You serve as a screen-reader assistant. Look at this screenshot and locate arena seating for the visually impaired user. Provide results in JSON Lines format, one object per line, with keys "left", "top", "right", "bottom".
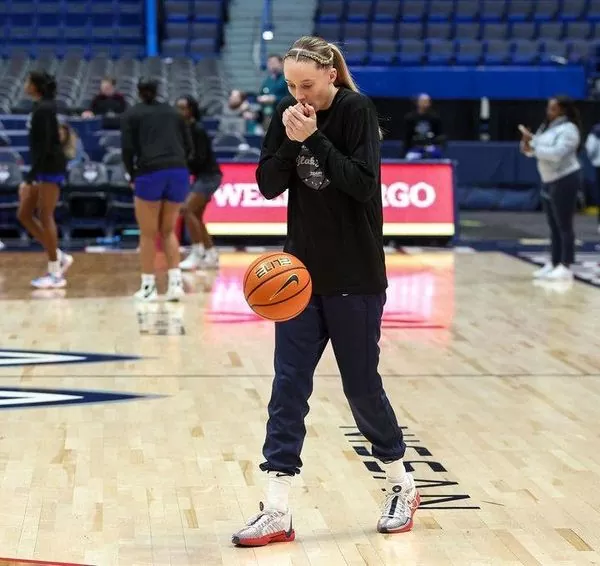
{"left": 314, "top": 0, "right": 600, "bottom": 65}
{"left": 162, "top": 0, "right": 229, "bottom": 58}
{"left": 0, "top": 0, "right": 145, "bottom": 58}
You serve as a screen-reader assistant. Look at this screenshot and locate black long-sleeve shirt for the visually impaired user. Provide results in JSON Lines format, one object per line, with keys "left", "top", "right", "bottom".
{"left": 26, "top": 99, "right": 66, "bottom": 183}
{"left": 120, "top": 101, "right": 193, "bottom": 180}
{"left": 256, "top": 88, "right": 387, "bottom": 295}
{"left": 188, "top": 122, "right": 221, "bottom": 177}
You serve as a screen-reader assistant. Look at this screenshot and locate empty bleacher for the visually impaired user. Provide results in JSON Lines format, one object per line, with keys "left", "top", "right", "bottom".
{"left": 161, "top": 0, "right": 229, "bottom": 58}
{"left": 314, "top": 0, "right": 600, "bottom": 66}
{"left": 0, "top": 0, "right": 145, "bottom": 59}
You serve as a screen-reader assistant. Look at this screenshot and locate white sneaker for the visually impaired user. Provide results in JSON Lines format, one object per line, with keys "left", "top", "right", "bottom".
{"left": 165, "top": 282, "right": 185, "bottom": 302}
{"left": 179, "top": 249, "right": 202, "bottom": 271}
{"left": 232, "top": 502, "right": 295, "bottom": 547}
{"left": 0, "top": 240, "right": 5, "bottom": 251}
{"left": 545, "top": 264, "right": 574, "bottom": 281}
{"left": 199, "top": 248, "right": 219, "bottom": 270}
{"left": 59, "top": 252, "right": 74, "bottom": 275}
{"left": 31, "top": 273, "right": 67, "bottom": 289}
{"left": 377, "top": 473, "right": 420, "bottom": 534}
{"left": 533, "top": 262, "right": 555, "bottom": 279}
{"left": 134, "top": 284, "right": 158, "bottom": 302}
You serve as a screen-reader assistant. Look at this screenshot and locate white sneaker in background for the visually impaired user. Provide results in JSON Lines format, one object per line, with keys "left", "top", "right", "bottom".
{"left": 533, "top": 262, "right": 554, "bottom": 279}
{"left": 199, "top": 247, "right": 219, "bottom": 270}
{"left": 31, "top": 273, "right": 67, "bottom": 289}
{"left": 134, "top": 283, "right": 158, "bottom": 302}
{"left": 231, "top": 502, "right": 294, "bottom": 547}
{"left": 545, "top": 264, "right": 574, "bottom": 281}
{"left": 0, "top": 240, "right": 5, "bottom": 251}
{"left": 179, "top": 248, "right": 203, "bottom": 270}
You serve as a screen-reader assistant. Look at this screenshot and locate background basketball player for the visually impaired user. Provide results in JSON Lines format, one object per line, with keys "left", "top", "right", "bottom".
{"left": 121, "top": 78, "right": 193, "bottom": 301}
{"left": 176, "top": 95, "right": 222, "bottom": 271}
{"left": 232, "top": 36, "right": 419, "bottom": 547}
{"left": 17, "top": 71, "right": 73, "bottom": 289}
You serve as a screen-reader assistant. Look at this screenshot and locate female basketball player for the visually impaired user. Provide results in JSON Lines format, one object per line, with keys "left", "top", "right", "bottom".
{"left": 519, "top": 95, "right": 583, "bottom": 280}
{"left": 17, "top": 71, "right": 73, "bottom": 289}
{"left": 176, "top": 95, "right": 222, "bottom": 271}
{"left": 121, "top": 78, "right": 193, "bottom": 301}
{"left": 232, "top": 36, "right": 419, "bottom": 547}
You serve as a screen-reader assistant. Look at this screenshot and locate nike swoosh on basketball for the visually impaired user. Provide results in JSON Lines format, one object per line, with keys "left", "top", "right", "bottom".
{"left": 271, "top": 274, "right": 299, "bottom": 300}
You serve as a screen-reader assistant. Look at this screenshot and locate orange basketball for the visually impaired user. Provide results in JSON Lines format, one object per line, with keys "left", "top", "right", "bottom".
{"left": 243, "top": 252, "right": 312, "bottom": 322}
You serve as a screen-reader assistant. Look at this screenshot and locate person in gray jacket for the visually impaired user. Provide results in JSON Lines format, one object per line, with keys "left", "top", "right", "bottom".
{"left": 585, "top": 123, "right": 600, "bottom": 232}
{"left": 519, "top": 95, "right": 583, "bottom": 281}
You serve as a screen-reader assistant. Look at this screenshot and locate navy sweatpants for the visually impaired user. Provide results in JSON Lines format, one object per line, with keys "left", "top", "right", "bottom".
{"left": 259, "top": 293, "right": 406, "bottom": 476}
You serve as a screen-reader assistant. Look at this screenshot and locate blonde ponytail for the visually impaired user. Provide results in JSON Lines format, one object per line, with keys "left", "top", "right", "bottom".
{"left": 328, "top": 43, "right": 359, "bottom": 93}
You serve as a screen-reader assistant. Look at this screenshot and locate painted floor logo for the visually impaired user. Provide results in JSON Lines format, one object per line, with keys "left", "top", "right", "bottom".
{"left": 341, "top": 425, "right": 479, "bottom": 510}
{"left": 0, "top": 558, "right": 91, "bottom": 565}
{"left": 0, "top": 387, "right": 159, "bottom": 411}
{"left": 0, "top": 349, "right": 140, "bottom": 367}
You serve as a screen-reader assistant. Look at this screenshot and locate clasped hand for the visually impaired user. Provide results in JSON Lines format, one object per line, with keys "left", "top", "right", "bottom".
{"left": 282, "top": 103, "right": 317, "bottom": 143}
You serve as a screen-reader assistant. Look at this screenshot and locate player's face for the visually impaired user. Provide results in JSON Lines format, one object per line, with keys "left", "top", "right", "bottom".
{"left": 24, "top": 77, "right": 36, "bottom": 97}
{"left": 176, "top": 99, "right": 189, "bottom": 119}
{"left": 546, "top": 98, "right": 560, "bottom": 122}
{"left": 284, "top": 60, "right": 337, "bottom": 111}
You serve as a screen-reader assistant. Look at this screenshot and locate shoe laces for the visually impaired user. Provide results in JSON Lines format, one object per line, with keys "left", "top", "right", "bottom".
{"left": 381, "top": 485, "right": 413, "bottom": 520}
{"left": 246, "top": 502, "right": 284, "bottom": 528}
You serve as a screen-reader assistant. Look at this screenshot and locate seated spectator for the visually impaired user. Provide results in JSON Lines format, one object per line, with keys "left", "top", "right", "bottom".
{"left": 59, "top": 123, "right": 87, "bottom": 171}
{"left": 223, "top": 90, "right": 262, "bottom": 135}
{"left": 257, "top": 55, "right": 287, "bottom": 128}
{"left": 81, "top": 77, "right": 127, "bottom": 129}
{"left": 403, "top": 93, "right": 446, "bottom": 160}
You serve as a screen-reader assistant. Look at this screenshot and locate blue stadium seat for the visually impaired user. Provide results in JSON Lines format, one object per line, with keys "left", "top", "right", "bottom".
{"left": 511, "top": 40, "right": 541, "bottom": 65}
{"left": 397, "top": 39, "right": 424, "bottom": 65}
{"left": 511, "top": 22, "right": 536, "bottom": 40}
{"left": 314, "top": 21, "right": 342, "bottom": 41}
{"left": 455, "top": 0, "right": 479, "bottom": 22}
{"left": 455, "top": 40, "right": 483, "bottom": 65}
{"left": 371, "top": 22, "right": 396, "bottom": 41}
{"left": 540, "top": 39, "right": 569, "bottom": 64}
{"left": 484, "top": 40, "right": 510, "bottom": 64}
{"left": 342, "top": 39, "right": 368, "bottom": 64}
{"left": 166, "top": 1, "right": 191, "bottom": 21}
{"left": 343, "top": 22, "right": 369, "bottom": 40}
{"left": 401, "top": 1, "right": 427, "bottom": 23}
{"left": 561, "top": 0, "right": 587, "bottom": 21}
{"left": 317, "top": 0, "right": 345, "bottom": 22}
{"left": 481, "top": 22, "right": 509, "bottom": 40}
{"left": 346, "top": 1, "right": 372, "bottom": 23}
{"left": 589, "top": 0, "right": 600, "bottom": 21}
{"left": 480, "top": 0, "right": 505, "bottom": 22}
{"left": 427, "top": 40, "right": 454, "bottom": 65}
{"left": 428, "top": 0, "right": 455, "bottom": 22}
{"left": 565, "top": 21, "right": 592, "bottom": 40}
{"left": 373, "top": 1, "right": 400, "bottom": 22}
{"left": 532, "top": 0, "right": 559, "bottom": 22}
{"left": 507, "top": 0, "right": 534, "bottom": 22}
{"left": 398, "top": 22, "right": 423, "bottom": 41}
{"left": 454, "top": 22, "right": 480, "bottom": 40}
{"left": 427, "top": 22, "right": 452, "bottom": 40}
{"left": 192, "top": 0, "right": 222, "bottom": 23}
{"left": 537, "top": 21, "right": 564, "bottom": 40}
{"left": 369, "top": 38, "right": 396, "bottom": 64}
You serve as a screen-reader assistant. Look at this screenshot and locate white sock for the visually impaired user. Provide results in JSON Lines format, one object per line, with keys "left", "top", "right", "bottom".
{"left": 386, "top": 459, "right": 408, "bottom": 486}
{"left": 56, "top": 249, "right": 63, "bottom": 262}
{"left": 168, "top": 268, "right": 182, "bottom": 286}
{"left": 266, "top": 471, "right": 292, "bottom": 513}
{"left": 192, "top": 243, "right": 205, "bottom": 255}
{"left": 48, "top": 261, "right": 60, "bottom": 276}
{"left": 141, "top": 273, "right": 155, "bottom": 287}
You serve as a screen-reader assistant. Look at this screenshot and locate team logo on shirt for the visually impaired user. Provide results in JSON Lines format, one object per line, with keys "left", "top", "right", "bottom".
{"left": 296, "top": 145, "right": 330, "bottom": 191}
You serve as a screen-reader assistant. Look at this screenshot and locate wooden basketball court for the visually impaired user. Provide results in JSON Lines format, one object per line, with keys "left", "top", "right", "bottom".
{"left": 0, "top": 248, "right": 599, "bottom": 565}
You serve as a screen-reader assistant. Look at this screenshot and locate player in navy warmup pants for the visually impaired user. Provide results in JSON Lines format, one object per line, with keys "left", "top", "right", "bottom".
{"left": 232, "top": 36, "right": 420, "bottom": 548}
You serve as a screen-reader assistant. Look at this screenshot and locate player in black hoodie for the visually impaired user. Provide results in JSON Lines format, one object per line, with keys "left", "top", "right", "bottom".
{"left": 176, "top": 95, "right": 222, "bottom": 271}
{"left": 17, "top": 71, "right": 72, "bottom": 289}
{"left": 231, "top": 36, "right": 419, "bottom": 548}
{"left": 121, "top": 78, "right": 193, "bottom": 302}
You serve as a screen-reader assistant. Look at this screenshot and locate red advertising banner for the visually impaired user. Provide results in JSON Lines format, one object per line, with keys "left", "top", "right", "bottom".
{"left": 204, "top": 162, "right": 455, "bottom": 237}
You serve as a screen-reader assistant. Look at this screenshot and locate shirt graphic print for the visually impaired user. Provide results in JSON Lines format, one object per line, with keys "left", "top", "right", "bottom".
{"left": 296, "top": 144, "right": 330, "bottom": 191}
